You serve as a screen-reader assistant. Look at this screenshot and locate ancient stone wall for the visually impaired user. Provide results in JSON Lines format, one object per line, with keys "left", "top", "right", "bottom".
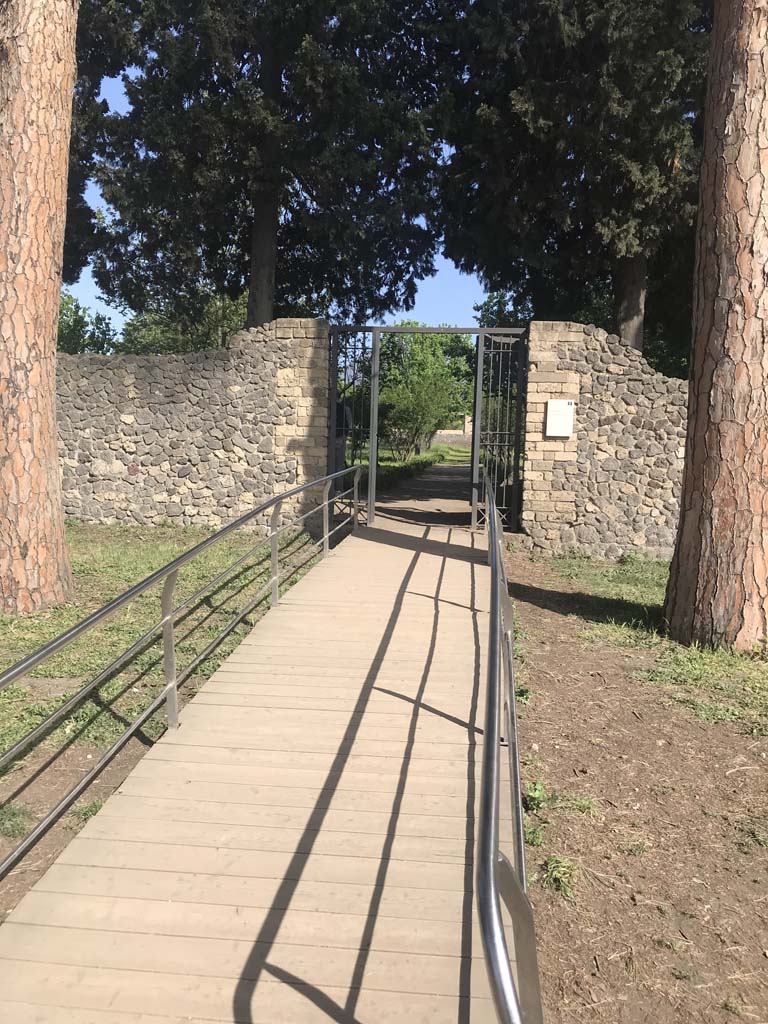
{"left": 56, "top": 318, "right": 329, "bottom": 528}
{"left": 522, "top": 321, "right": 688, "bottom": 558}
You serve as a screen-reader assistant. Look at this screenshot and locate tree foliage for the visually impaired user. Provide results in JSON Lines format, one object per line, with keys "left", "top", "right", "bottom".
{"left": 86, "top": 1, "right": 440, "bottom": 325}
{"left": 57, "top": 291, "right": 117, "bottom": 354}
{"left": 64, "top": 0, "right": 138, "bottom": 283}
{"left": 118, "top": 293, "right": 247, "bottom": 354}
{"left": 379, "top": 329, "right": 470, "bottom": 460}
{"left": 442, "top": 0, "right": 711, "bottom": 349}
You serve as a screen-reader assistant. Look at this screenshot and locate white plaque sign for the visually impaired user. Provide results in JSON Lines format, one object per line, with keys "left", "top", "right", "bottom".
{"left": 545, "top": 399, "right": 574, "bottom": 437}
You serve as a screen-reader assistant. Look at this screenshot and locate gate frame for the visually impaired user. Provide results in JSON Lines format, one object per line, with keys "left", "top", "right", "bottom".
{"left": 470, "top": 328, "right": 529, "bottom": 532}
{"left": 329, "top": 324, "right": 526, "bottom": 527}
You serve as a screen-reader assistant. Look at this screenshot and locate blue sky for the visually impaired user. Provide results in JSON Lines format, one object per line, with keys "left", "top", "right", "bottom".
{"left": 68, "top": 77, "right": 488, "bottom": 331}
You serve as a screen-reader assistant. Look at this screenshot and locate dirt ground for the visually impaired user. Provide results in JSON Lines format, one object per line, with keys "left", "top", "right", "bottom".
{"left": 0, "top": 698, "right": 158, "bottom": 919}
{"left": 507, "top": 550, "right": 768, "bottom": 1024}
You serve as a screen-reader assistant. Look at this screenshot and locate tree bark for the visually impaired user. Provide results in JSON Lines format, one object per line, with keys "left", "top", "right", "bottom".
{"left": 612, "top": 253, "right": 647, "bottom": 350}
{"left": 0, "top": 0, "right": 76, "bottom": 615}
{"left": 664, "top": 0, "right": 768, "bottom": 652}
{"left": 246, "top": 51, "right": 281, "bottom": 327}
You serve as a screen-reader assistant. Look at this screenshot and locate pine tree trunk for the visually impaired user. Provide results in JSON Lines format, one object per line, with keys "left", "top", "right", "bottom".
{"left": 612, "top": 253, "right": 647, "bottom": 351}
{"left": 0, "top": 0, "right": 76, "bottom": 615}
{"left": 664, "top": 0, "right": 768, "bottom": 652}
{"left": 246, "top": 51, "right": 281, "bottom": 328}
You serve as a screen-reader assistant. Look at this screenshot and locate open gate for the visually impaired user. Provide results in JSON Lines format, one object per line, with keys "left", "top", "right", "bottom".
{"left": 328, "top": 325, "right": 528, "bottom": 530}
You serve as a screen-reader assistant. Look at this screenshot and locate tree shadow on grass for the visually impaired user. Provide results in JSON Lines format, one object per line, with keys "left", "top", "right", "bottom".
{"left": 508, "top": 579, "right": 664, "bottom": 631}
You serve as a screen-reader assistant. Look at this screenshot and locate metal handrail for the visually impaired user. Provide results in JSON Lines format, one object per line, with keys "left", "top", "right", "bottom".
{"left": 0, "top": 465, "right": 363, "bottom": 880}
{"left": 477, "top": 470, "right": 544, "bottom": 1023}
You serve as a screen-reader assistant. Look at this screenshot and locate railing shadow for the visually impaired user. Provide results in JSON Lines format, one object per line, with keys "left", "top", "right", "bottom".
{"left": 356, "top": 525, "right": 485, "bottom": 566}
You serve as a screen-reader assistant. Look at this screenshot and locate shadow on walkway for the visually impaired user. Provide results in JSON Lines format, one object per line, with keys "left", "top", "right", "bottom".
{"left": 376, "top": 462, "right": 473, "bottom": 529}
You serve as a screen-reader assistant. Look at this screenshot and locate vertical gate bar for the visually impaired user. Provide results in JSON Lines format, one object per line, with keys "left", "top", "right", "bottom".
{"left": 487, "top": 342, "right": 496, "bottom": 524}
{"left": 161, "top": 570, "right": 180, "bottom": 729}
{"left": 352, "top": 333, "right": 360, "bottom": 462}
{"left": 367, "top": 327, "right": 381, "bottom": 525}
{"left": 270, "top": 500, "right": 282, "bottom": 606}
{"left": 511, "top": 330, "right": 527, "bottom": 530}
{"left": 327, "top": 328, "right": 339, "bottom": 476}
{"left": 502, "top": 338, "right": 514, "bottom": 523}
{"left": 354, "top": 331, "right": 362, "bottom": 464}
{"left": 496, "top": 346, "right": 501, "bottom": 521}
{"left": 470, "top": 332, "right": 485, "bottom": 531}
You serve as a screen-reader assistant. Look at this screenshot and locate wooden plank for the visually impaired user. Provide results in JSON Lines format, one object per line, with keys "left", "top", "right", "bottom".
{"left": 10, "top": 891, "right": 484, "bottom": 957}
{"left": 80, "top": 816, "right": 471, "bottom": 864}
{"left": 115, "top": 774, "right": 509, "bottom": 821}
{"left": 85, "top": 793, "right": 515, "bottom": 843}
{"left": 127, "top": 758, "right": 486, "bottom": 799}
{"left": 0, "top": 924, "right": 495, "bottom": 999}
{"left": 57, "top": 837, "right": 472, "bottom": 891}
{"left": 157, "top": 732, "right": 484, "bottom": 761}
{"left": 142, "top": 742, "right": 483, "bottom": 777}
{"left": 0, "top": 962, "right": 498, "bottom": 1023}
{"left": 188, "top": 693, "right": 482, "bottom": 716}
{"left": 35, "top": 864, "right": 473, "bottom": 921}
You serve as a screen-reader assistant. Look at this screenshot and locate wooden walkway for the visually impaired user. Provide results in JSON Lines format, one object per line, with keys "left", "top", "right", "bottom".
{"left": 0, "top": 466, "right": 512, "bottom": 1024}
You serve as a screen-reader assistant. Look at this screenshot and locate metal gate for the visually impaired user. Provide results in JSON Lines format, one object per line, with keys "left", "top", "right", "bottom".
{"left": 470, "top": 329, "right": 528, "bottom": 531}
{"left": 328, "top": 325, "right": 527, "bottom": 529}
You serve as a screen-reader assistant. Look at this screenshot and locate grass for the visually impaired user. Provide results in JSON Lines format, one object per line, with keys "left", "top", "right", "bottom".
{"left": 0, "top": 802, "right": 31, "bottom": 839}
{"left": 654, "top": 937, "right": 683, "bottom": 953}
{"left": 523, "top": 819, "right": 544, "bottom": 847}
{"left": 69, "top": 799, "right": 103, "bottom": 826}
{"left": 736, "top": 816, "right": 768, "bottom": 852}
{"left": 0, "top": 519, "right": 319, "bottom": 767}
{"left": 551, "top": 552, "right": 768, "bottom": 736}
{"left": 619, "top": 838, "right": 650, "bottom": 857}
{"left": 639, "top": 646, "right": 768, "bottom": 735}
{"left": 522, "top": 778, "right": 597, "bottom": 856}
{"left": 523, "top": 778, "right": 597, "bottom": 817}
{"left": 540, "top": 854, "right": 579, "bottom": 899}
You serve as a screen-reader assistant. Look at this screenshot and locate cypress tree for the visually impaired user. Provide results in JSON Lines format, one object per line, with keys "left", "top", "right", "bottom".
{"left": 441, "top": 0, "right": 711, "bottom": 350}
{"left": 90, "top": 1, "right": 441, "bottom": 325}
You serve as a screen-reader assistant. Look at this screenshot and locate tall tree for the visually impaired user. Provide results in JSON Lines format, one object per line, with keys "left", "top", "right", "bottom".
{"left": 63, "top": 0, "right": 138, "bottom": 283}
{"left": 664, "top": 0, "right": 768, "bottom": 651}
{"left": 91, "top": 1, "right": 440, "bottom": 326}
{"left": 0, "top": 0, "right": 77, "bottom": 614}
{"left": 441, "top": 0, "right": 710, "bottom": 350}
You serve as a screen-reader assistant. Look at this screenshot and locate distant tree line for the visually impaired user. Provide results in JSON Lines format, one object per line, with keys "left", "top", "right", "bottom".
{"left": 63, "top": 1, "right": 712, "bottom": 375}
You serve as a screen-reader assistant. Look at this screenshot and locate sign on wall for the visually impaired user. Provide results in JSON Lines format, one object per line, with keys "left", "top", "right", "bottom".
{"left": 545, "top": 399, "right": 575, "bottom": 437}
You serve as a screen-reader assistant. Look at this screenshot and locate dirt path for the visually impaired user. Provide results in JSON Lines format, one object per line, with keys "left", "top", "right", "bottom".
{"left": 506, "top": 551, "right": 768, "bottom": 1024}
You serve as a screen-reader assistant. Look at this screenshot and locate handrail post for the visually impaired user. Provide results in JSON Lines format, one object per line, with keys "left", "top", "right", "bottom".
{"left": 322, "top": 478, "right": 332, "bottom": 556}
{"left": 161, "top": 570, "right": 180, "bottom": 730}
{"left": 352, "top": 467, "right": 362, "bottom": 531}
{"left": 487, "top": 508, "right": 494, "bottom": 566}
{"left": 470, "top": 331, "right": 486, "bottom": 531}
{"left": 270, "top": 500, "right": 282, "bottom": 606}
{"left": 367, "top": 326, "right": 381, "bottom": 525}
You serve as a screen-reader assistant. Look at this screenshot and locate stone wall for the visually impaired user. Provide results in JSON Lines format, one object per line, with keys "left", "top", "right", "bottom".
{"left": 522, "top": 321, "right": 688, "bottom": 558}
{"left": 56, "top": 318, "right": 329, "bottom": 528}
